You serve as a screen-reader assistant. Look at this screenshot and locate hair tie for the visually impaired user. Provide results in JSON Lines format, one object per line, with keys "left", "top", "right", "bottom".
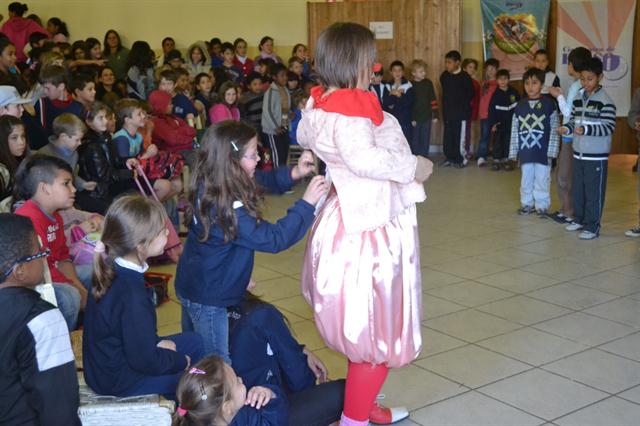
{"left": 176, "top": 406, "right": 188, "bottom": 417}
{"left": 94, "top": 240, "right": 106, "bottom": 253}
{"left": 189, "top": 367, "right": 206, "bottom": 375}
{"left": 230, "top": 140, "right": 239, "bottom": 152}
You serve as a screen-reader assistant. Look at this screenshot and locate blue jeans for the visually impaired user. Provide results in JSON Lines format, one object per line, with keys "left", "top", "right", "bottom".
{"left": 53, "top": 283, "right": 80, "bottom": 331}
{"left": 122, "top": 331, "right": 204, "bottom": 400}
{"left": 411, "top": 121, "right": 432, "bottom": 158}
{"left": 180, "top": 297, "right": 231, "bottom": 364}
{"left": 75, "top": 264, "right": 93, "bottom": 292}
{"left": 477, "top": 119, "right": 491, "bottom": 159}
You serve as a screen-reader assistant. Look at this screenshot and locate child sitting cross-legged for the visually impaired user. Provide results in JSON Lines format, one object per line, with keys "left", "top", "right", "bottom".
{"left": 83, "top": 195, "right": 204, "bottom": 399}
{"left": 0, "top": 213, "right": 81, "bottom": 426}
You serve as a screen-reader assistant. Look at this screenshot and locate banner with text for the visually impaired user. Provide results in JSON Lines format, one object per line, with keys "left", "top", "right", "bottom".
{"left": 555, "top": 0, "right": 636, "bottom": 116}
{"left": 481, "top": 0, "right": 551, "bottom": 80}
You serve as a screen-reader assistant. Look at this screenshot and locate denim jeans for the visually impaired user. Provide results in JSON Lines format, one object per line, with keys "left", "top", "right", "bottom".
{"left": 52, "top": 283, "right": 81, "bottom": 331}
{"left": 180, "top": 297, "right": 231, "bottom": 364}
{"left": 411, "top": 121, "right": 432, "bottom": 158}
{"left": 75, "top": 264, "right": 93, "bottom": 292}
{"left": 121, "top": 331, "right": 204, "bottom": 400}
{"left": 477, "top": 119, "right": 491, "bottom": 159}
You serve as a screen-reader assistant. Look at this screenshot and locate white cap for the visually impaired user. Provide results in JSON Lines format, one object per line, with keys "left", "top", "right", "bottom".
{"left": 0, "top": 86, "right": 32, "bottom": 107}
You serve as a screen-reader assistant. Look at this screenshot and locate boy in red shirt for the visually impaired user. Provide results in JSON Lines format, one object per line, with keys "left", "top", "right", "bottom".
{"left": 15, "top": 154, "right": 86, "bottom": 330}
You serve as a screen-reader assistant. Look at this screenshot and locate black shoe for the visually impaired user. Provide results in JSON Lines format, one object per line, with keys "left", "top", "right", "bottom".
{"left": 517, "top": 206, "right": 535, "bottom": 215}
{"left": 549, "top": 211, "right": 566, "bottom": 224}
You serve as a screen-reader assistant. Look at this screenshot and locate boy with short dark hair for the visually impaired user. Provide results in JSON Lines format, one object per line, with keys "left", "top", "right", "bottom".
{"left": 369, "top": 63, "right": 391, "bottom": 111}
{"left": 488, "top": 69, "right": 519, "bottom": 170}
{"left": 548, "top": 46, "right": 592, "bottom": 224}
{"left": 14, "top": 155, "right": 86, "bottom": 330}
{"left": 477, "top": 58, "right": 500, "bottom": 166}
{"left": 239, "top": 71, "right": 265, "bottom": 133}
{"left": 0, "top": 213, "right": 81, "bottom": 425}
{"left": 35, "top": 65, "right": 84, "bottom": 137}
{"left": 532, "top": 49, "right": 561, "bottom": 95}
{"left": 158, "top": 69, "right": 197, "bottom": 123}
{"left": 262, "top": 63, "right": 291, "bottom": 167}
{"left": 410, "top": 59, "right": 436, "bottom": 158}
{"left": 388, "top": 60, "right": 414, "bottom": 143}
{"left": 440, "top": 50, "right": 475, "bottom": 167}
{"left": 509, "top": 68, "right": 560, "bottom": 216}
{"left": 560, "top": 57, "right": 616, "bottom": 239}
{"left": 220, "top": 42, "right": 243, "bottom": 84}
{"left": 69, "top": 72, "right": 96, "bottom": 111}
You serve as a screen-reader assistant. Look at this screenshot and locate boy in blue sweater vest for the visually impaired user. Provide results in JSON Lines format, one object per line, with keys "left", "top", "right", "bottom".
{"left": 509, "top": 68, "right": 559, "bottom": 215}
{"left": 560, "top": 57, "right": 616, "bottom": 239}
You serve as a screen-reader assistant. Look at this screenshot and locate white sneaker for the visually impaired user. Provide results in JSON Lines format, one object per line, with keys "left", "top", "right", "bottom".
{"left": 578, "top": 230, "right": 598, "bottom": 240}
{"left": 477, "top": 157, "right": 486, "bottom": 167}
{"left": 565, "top": 222, "right": 583, "bottom": 232}
{"left": 625, "top": 227, "right": 640, "bottom": 238}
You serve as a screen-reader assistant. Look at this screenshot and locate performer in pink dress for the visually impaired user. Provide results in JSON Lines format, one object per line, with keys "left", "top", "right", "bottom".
{"left": 298, "top": 22, "right": 433, "bottom": 426}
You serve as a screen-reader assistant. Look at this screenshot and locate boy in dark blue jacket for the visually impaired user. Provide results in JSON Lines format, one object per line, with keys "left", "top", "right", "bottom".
{"left": 488, "top": 69, "right": 520, "bottom": 170}
{"left": 387, "top": 60, "right": 414, "bottom": 142}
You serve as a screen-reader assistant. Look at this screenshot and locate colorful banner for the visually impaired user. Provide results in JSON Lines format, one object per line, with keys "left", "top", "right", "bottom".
{"left": 555, "top": 0, "right": 636, "bottom": 116}
{"left": 480, "top": 0, "right": 551, "bottom": 80}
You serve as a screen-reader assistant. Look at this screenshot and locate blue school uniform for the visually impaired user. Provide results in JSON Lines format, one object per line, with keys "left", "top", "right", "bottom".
{"left": 175, "top": 167, "right": 315, "bottom": 361}
{"left": 172, "top": 93, "right": 198, "bottom": 120}
{"left": 229, "top": 384, "right": 288, "bottom": 426}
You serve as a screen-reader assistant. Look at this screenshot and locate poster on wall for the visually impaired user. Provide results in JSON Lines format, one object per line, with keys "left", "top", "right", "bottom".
{"left": 555, "top": 0, "right": 636, "bottom": 116}
{"left": 480, "top": 0, "right": 551, "bottom": 80}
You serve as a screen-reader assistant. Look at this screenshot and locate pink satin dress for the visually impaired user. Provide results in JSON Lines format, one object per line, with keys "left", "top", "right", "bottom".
{"left": 301, "top": 189, "right": 422, "bottom": 368}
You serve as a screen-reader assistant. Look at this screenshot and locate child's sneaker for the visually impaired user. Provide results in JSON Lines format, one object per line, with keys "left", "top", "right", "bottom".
{"left": 578, "top": 230, "right": 598, "bottom": 240}
{"left": 454, "top": 162, "right": 466, "bottom": 169}
{"left": 491, "top": 162, "right": 501, "bottom": 171}
{"left": 503, "top": 163, "right": 514, "bottom": 171}
{"left": 624, "top": 227, "right": 640, "bottom": 238}
{"left": 565, "top": 222, "right": 583, "bottom": 232}
{"left": 440, "top": 160, "right": 452, "bottom": 167}
{"left": 369, "top": 402, "right": 409, "bottom": 425}
{"left": 518, "top": 206, "right": 535, "bottom": 215}
{"left": 536, "top": 209, "right": 548, "bottom": 218}
{"left": 477, "top": 157, "right": 487, "bottom": 167}
{"left": 549, "top": 211, "right": 566, "bottom": 224}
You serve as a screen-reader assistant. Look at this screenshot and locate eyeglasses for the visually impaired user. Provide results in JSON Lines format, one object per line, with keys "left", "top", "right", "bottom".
{"left": 0, "top": 248, "right": 50, "bottom": 282}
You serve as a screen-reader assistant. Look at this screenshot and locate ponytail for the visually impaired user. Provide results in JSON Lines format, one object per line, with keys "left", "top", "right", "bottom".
{"left": 92, "top": 248, "right": 115, "bottom": 302}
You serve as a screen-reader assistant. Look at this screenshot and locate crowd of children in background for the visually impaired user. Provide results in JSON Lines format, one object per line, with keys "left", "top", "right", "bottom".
{"left": 0, "top": 1, "right": 638, "bottom": 425}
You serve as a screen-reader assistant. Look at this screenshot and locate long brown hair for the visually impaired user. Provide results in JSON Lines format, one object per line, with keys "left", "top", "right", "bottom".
{"left": 92, "top": 195, "right": 167, "bottom": 301}
{"left": 172, "top": 356, "right": 230, "bottom": 426}
{"left": 187, "top": 121, "right": 262, "bottom": 242}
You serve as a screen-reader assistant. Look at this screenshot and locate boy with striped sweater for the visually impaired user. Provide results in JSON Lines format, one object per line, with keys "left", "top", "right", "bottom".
{"left": 560, "top": 57, "right": 616, "bottom": 240}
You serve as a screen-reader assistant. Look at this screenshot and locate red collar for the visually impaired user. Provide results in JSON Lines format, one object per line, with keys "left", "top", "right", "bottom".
{"left": 311, "top": 86, "right": 383, "bottom": 126}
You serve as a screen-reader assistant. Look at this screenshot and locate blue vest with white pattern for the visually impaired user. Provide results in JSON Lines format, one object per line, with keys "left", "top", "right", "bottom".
{"left": 514, "top": 97, "right": 555, "bottom": 165}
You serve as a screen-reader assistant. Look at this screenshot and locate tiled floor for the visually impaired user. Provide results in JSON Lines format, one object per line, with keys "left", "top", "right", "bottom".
{"left": 156, "top": 154, "right": 640, "bottom": 426}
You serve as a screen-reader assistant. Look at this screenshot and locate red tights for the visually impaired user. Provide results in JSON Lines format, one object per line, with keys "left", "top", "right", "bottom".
{"left": 343, "top": 361, "right": 389, "bottom": 421}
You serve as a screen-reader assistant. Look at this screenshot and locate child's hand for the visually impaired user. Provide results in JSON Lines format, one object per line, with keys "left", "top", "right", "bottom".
{"left": 291, "top": 150, "right": 316, "bottom": 179}
{"left": 411, "top": 121, "right": 417, "bottom": 127}
{"left": 548, "top": 86, "right": 562, "bottom": 98}
{"left": 575, "top": 126, "right": 585, "bottom": 135}
{"left": 557, "top": 126, "right": 569, "bottom": 135}
{"left": 83, "top": 181, "right": 97, "bottom": 191}
{"left": 302, "top": 175, "right": 329, "bottom": 205}
{"left": 246, "top": 386, "right": 275, "bottom": 409}
{"left": 157, "top": 340, "right": 177, "bottom": 351}
{"left": 303, "top": 348, "right": 329, "bottom": 383}
{"left": 491, "top": 123, "right": 499, "bottom": 132}
{"left": 247, "top": 277, "right": 256, "bottom": 291}
{"left": 126, "top": 158, "right": 139, "bottom": 169}
{"left": 93, "top": 59, "right": 107, "bottom": 67}
{"left": 145, "top": 144, "right": 159, "bottom": 157}
{"left": 414, "top": 156, "right": 433, "bottom": 183}
{"left": 77, "top": 285, "right": 88, "bottom": 310}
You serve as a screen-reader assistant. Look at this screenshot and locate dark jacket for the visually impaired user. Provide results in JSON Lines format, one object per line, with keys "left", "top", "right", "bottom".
{"left": 488, "top": 86, "right": 520, "bottom": 134}
{"left": 229, "top": 301, "right": 316, "bottom": 392}
{"left": 387, "top": 80, "right": 415, "bottom": 129}
{"left": 0, "top": 287, "right": 80, "bottom": 426}
{"left": 175, "top": 167, "right": 315, "bottom": 307}
{"left": 78, "top": 129, "right": 133, "bottom": 200}
{"left": 83, "top": 265, "right": 188, "bottom": 396}
{"left": 440, "top": 70, "right": 474, "bottom": 121}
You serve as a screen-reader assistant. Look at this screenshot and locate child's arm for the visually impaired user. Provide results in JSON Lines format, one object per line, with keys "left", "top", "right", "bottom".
{"left": 562, "top": 101, "right": 578, "bottom": 135}
{"left": 581, "top": 101, "right": 617, "bottom": 137}
{"left": 17, "top": 308, "right": 80, "bottom": 425}
{"left": 230, "top": 384, "right": 288, "bottom": 426}
{"left": 547, "top": 111, "right": 561, "bottom": 159}
{"left": 508, "top": 116, "right": 519, "bottom": 160}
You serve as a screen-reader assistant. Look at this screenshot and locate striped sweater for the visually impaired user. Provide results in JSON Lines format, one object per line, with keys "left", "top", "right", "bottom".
{"left": 565, "top": 86, "right": 616, "bottom": 160}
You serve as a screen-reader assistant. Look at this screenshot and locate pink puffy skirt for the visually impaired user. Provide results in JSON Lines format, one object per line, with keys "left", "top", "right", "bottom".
{"left": 301, "top": 191, "right": 422, "bottom": 368}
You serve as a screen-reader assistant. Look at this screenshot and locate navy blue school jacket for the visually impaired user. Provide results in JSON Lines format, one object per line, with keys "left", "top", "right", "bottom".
{"left": 229, "top": 383, "right": 288, "bottom": 426}
{"left": 229, "top": 301, "right": 316, "bottom": 392}
{"left": 83, "top": 264, "right": 188, "bottom": 396}
{"left": 175, "top": 167, "right": 315, "bottom": 307}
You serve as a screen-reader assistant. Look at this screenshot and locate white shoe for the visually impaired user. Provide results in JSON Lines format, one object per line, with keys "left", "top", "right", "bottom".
{"left": 578, "top": 230, "right": 598, "bottom": 240}
{"left": 565, "top": 222, "right": 583, "bottom": 232}
{"left": 477, "top": 157, "right": 486, "bottom": 167}
{"left": 625, "top": 227, "right": 640, "bottom": 238}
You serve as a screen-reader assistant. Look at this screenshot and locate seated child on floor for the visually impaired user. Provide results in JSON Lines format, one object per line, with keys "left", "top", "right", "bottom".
{"left": 83, "top": 195, "right": 204, "bottom": 399}
{"left": 0, "top": 213, "right": 81, "bottom": 426}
